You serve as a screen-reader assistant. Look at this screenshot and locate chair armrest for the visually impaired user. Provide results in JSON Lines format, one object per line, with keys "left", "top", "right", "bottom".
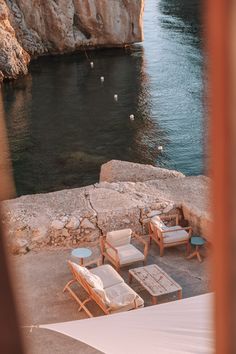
{"left": 132, "top": 233, "right": 149, "bottom": 259}
{"left": 104, "top": 239, "right": 119, "bottom": 254}
{"left": 100, "top": 236, "right": 119, "bottom": 263}
{"left": 100, "top": 236, "right": 118, "bottom": 253}
{"left": 162, "top": 226, "right": 192, "bottom": 237}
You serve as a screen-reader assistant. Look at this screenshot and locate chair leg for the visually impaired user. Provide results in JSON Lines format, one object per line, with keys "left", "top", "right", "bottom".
{"left": 196, "top": 251, "right": 203, "bottom": 263}
{"left": 186, "top": 250, "right": 197, "bottom": 260}
{"left": 101, "top": 254, "right": 105, "bottom": 264}
{"left": 160, "top": 246, "right": 164, "bottom": 257}
{"left": 196, "top": 246, "right": 203, "bottom": 262}
{"left": 116, "top": 264, "right": 120, "bottom": 273}
{"left": 63, "top": 281, "right": 93, "bottom": 318}
{"left": 63, "top": 279, "right": 76, "bottom": 293}
{"left": 187, "top": 246, "right": 203, "bottom": 263}
{"left": 186, "top": 242, "right": 191, "bottom": 256}
{"left": 78, "top": 297, "right": 92, "bottom": 312}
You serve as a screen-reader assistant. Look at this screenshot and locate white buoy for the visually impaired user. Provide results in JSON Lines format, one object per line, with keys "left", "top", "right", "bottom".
{"left": 100, "top": 76, "right": 104, "bottom": 82}
{"left": 90, "top": 62, "right": 94, "bottom": 68}
{"left": 158, "top": 145, "right": 163, "bottom": 151}
{"left": 114, "top": 94, "right": 118, "bottom": 101}
{"left": 130, "top": 114, "right": 135, "bottom": 121}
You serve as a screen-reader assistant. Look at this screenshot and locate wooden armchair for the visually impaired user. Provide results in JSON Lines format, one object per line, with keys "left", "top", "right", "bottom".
{"left": 148, "top": 214, "right": 192, "bottom": 257}
{"left": 100, "top": 228, "right": 148, "bottom": 272}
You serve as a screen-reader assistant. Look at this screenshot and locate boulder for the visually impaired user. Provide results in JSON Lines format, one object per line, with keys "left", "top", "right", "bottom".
{"left": 80, "top": 218, "right": 96, "bottom": 230}
{"left": 51, "top": 220, "right": 65, "bottom": 230}
{"left": 11, "top": 238, "right": 29, "bottom": 254}
{"left": 65, "top": 216, "right": 80, "bottom": 230}
{"left": 100, "top": 160, "right": 185, "bottom": 183}
{"left": 31, "top": 226, "right": 48, "bottom": 242}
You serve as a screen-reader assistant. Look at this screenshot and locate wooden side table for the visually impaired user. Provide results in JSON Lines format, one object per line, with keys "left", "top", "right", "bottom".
{"left": 187, "top": 236, "right": 205, "bottom": 262}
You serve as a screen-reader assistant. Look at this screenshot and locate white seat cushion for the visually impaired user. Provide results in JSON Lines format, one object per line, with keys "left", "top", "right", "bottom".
{"left": 107, "top": 244, "right": 144, "bottom": 266}
{"left": 162, "top": 226, "right": 189, "bottom": 244}
{"left": 91, "top": 264, "right": 124, "bottom": 289}
{"left": 105, "top": 282, "right": 144, "bottom": 310}
{"left": 106, "top": 229, "right": 132, "bottom": 247}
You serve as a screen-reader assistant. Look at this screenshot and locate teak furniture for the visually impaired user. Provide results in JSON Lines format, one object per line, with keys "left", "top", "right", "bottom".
{"left": 100, "top": 228, "right": 148, "bottom": 272}
{"left": 148, "top": 214, "right": 192, "bottom": 257}
{"left": 129, "top": 264, "right": 182, "bottom": 305}
{"left": 187, "top": 236, "right": 206, "bottom": 262}
{"left": 63, "top": 261, "right": 144, "bottom": 318}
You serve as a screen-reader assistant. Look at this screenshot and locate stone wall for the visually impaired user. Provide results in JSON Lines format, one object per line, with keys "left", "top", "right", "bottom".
{"left": 1, "top": 162, "right": 211, "bottom": 254}
{"left": 0, "top": 0, "right": 144, "bottom": 81}
{"left": 2, "top": 181, "right": 179, "bottom": 254}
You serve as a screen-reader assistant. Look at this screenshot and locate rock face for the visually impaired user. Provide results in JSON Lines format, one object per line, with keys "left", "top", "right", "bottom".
{"left": 1, "top": 161, "right": 211, "bottom": 255}
{"left": 100, "top": 159, "right": 185, "bottom": 183}
{"left": 0, "top": 0, "right": 144, "bottom": 81}
{"left": 0, "top": 0, "right": 30, "bottom": 80}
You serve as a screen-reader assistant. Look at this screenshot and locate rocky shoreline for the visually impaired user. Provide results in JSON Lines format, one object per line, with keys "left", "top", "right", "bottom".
{"left": 2, "top": 160, "right": 211, "bottom": 254}
{"left": 0, "top": 0, "right": 144, "bottom": 81}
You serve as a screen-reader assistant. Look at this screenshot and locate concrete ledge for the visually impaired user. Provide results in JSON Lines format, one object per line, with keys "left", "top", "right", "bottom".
{"left": 100, "top": 160, "right": 185, "bottom": 183}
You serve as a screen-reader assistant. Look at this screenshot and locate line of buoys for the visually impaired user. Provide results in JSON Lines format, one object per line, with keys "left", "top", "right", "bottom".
{"left": 89, "top": 66, "right": 138, "bottom": 123}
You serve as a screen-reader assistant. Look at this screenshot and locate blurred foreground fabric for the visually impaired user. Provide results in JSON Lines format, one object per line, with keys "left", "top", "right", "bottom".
{"left": 41, "top": 293, "right": 213, "bottom": 354}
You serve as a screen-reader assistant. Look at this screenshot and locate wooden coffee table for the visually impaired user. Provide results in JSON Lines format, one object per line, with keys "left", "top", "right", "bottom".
{"left": 129, "top": 264, "right": 182, "bottom": 305}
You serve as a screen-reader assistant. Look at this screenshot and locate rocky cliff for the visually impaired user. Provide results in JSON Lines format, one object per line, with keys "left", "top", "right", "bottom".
{"left": 0, "top": 0, "right": 144, "bottom": 81}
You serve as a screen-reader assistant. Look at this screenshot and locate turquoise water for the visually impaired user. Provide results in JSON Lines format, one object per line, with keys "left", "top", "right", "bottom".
{"left": 2, "top": 0, "right": 204, "bottom": 195}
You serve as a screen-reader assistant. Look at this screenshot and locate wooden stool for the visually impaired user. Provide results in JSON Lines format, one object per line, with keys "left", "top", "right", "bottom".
{"left": 187, "top": 236, "right": 205, "bottom": 262}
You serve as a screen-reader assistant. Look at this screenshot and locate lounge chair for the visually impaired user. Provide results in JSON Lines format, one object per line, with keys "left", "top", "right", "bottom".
{"left": 63, "top": 261, "right": 144, "bottom": 318}
{"left": 148, "top": 214, "right": 192, "bottom": 256}
{"left": 100, "top": 228, "right": 148, "bottom": 272}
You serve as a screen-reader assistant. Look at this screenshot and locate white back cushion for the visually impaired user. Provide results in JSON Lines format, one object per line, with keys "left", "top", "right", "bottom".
{"left": 150, "top": 216, "right": 166, "bottom": 230}
{"left": 106, "top": 228, "right": 132, "bottom": 247}
{"left": 70, "top": 262, "right": 103, "bottom": 289}
{"left": 70, "top": 262, "right": 112, "bottom": 306}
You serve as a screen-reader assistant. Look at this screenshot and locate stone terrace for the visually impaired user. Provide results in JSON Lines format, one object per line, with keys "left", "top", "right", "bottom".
{"left": 4, "top": 161, "right": 212, "bottom": 353}
{"left": 13, "top": 241, "right": 210, "bottom": 354}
